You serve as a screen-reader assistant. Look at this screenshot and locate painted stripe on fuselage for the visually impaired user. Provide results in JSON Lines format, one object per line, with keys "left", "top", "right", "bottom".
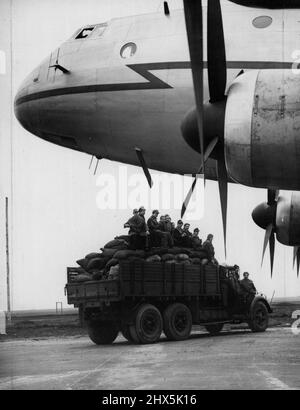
{"left": 15, "top": 60, "right": 293, "bottom": 106}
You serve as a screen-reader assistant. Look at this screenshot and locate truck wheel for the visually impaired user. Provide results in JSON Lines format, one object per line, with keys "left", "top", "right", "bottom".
{"left": 128, "top": 324, "right": 141, "bottom": 344}
{"left": 87, "top": 320, "right": 119, "bottom": 345}
{"left": 130, "top": 304, "right": 163, "bottom": 344}
{"left": 249, "top": 301, "right": 269, "bottom": 333}
{"left": 163, "top": 303, "right": 192, "bottom": 341}
{"left": 121, "top": 323, "right": 135, "bottom": 343}
{"left": 205, "top": 323, "right": 224, "bottom": 335}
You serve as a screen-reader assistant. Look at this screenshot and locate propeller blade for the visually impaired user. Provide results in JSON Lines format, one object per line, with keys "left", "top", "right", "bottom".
{"left": 293, "top": 246, "right": 298, "bottom": 268}
{"left": 261, "top": 223, "right": 273, "bottom": 267}
{"left": 269, "top": 230, "right": 275, "bottom": 277}
{"left": 183, "top": 0, "right": 205, "bottom": 175}
{"left": 89, "top": 155, "right": 94, "bottom": 170}
{"left": 164, "top": 1, "right": 170, "bottom": 16}
{"left": 267, "top": 189, "right": 279, "bottom": 206}
{"left": 181, "top": 137, "right": 219, "bottom": 218}
{"left": 216, "top": 156, "right": 228, "bottom": 258}
{"left": 93, "top": 157, "right": 102, "bottom": 175}
{"left": 207, "top": 0, "right": 227, "bottom": 102}
{"left": 181, "top": 175, "right": 202, "bottom": 219}
{"left": 294, "top": 246, "right": 300, "bottom": 277}
{"left": 135, "top": 148, "right": 153, "bottom": 188}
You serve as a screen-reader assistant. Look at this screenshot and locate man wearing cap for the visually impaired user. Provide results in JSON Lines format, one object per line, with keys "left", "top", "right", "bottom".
{"left": 191, "top": 228, "right": 202, "bottom": 250}
{"left": 148, "top": 210, "right": 173, "bottom": 247}
{"left": 147, "top": 210, "right": 160, "bottom": 232}
{"left": 228, "top": 265, "right": 242, "bottom": 301}
{"left": 124, "top": 209, "right": 139, "bottom": 234}
{"left": 124, "top": 206, "right": 148, "bottom": 249}
{"left": 139, "top": 207, "right": 150, "bottom": 247}
{"left": 159, "top": 215, "right": 171, "bottom": 233}
{"left": 159, "top": 214, "right": 174, "bottom": 247}
{"left": 173, "top": 220, "right": 184, "bottom": 246}
{"left": 240, "top": 272, "right": 257, "bottom": 295}
{"left": 233, "top": 265, "right": 240, "bottom": 280}
{"left": 148, "top": 210, "right": 162, "bottom": 247}
{"left": 138, "top": 207, "right": 147, "bottom": 226}
{"left": 203, "top": 234, "right": 218, "bottom": 265}
{"left": 182, "top": 223, "right": 193, "bottom": 247}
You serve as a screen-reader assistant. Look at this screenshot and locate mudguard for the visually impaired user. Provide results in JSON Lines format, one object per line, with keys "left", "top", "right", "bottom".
{"left": 250, "top": 295, "right": 273, "bottom": 314}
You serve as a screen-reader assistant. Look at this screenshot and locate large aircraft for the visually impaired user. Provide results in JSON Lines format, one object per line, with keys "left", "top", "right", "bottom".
{"left": 14, "top": 0, "right": 300, "bottom": 274}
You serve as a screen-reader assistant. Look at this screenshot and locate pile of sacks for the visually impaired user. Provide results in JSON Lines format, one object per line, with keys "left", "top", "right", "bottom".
{"left": 73, "top": 236, "right": 209, "bottom": 283}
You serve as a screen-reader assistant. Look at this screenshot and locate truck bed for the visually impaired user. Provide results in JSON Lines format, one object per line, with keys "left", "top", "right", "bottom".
{"left": 66, "top": 261, "right": 221, "bottom": 307}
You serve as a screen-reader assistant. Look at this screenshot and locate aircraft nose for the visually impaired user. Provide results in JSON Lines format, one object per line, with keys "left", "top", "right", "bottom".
{"left": 15, "top": 89, "right": 29, "bottom": 130}
{"left": 14, "top": 59, "right": 44, "bottom": 135}
{"left": 14, "top": 85, "right": 39, "bottom": 135}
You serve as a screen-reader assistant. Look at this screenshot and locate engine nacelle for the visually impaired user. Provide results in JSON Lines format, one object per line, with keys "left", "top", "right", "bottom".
{"left": 225, "top": 70, "right": 300, "bottom": 191}
{"left": 276, "top": 192, "right": 300, "bottom": 246}
{"left": 252, "top": 192, "right": 300, "bottom": 246}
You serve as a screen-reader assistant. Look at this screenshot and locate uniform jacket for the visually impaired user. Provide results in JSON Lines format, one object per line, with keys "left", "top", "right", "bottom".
{"left": 126, "top": 214, "right": 147, "bottom": 235}
{"left": 192, "top": 235, "right": 202, "bottom": 249}
{"left": 240, "top": 278, "right": 256, "bottom": 294}
{"left": 203, "top": 240, "right": 215, "bottom": 259}
{"left": 173, "top": 227, "right": 184, "bottom": 244}
{"left": 147, "top": 216, "right": 160, "bottom": 232}
{"left": 159, "top": 220, "right": 173, "bottom": 233}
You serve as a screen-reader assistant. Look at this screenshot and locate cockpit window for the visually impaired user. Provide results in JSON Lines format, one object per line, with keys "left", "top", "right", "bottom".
{"left": 72, "top": 23, "right": 107, "bottom": 40}
{"left": 75, "top": 27, "right": 95, "bottom": 39}
{"left": 90, "top": 23, "right": 108, "bottom": 38}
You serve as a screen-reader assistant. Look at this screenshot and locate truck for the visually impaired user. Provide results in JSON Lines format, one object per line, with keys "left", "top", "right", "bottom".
{"left": 65, "top": 260, "right": 272, "bottom": 345}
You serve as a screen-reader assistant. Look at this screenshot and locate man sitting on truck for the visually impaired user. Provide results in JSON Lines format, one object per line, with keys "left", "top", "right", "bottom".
{"left": 191, "top": 228, "right": 202, "bottom": 250}
{"left": 124, "top": 207, "right": 149, "bottom": 249}
{"left": 157, "top": 214, "right": 174, "bottom": 247}
{"left": 202, "top": 234, "right": 218, "bottom": 265}
{"left": 182, "top": 223, "right": 193, "bottom": 247}
{"left": 147, "top": 210, "right": 171, "bottom": 248}
{"left": 124, "top": 209, "right": 139, "bottom": 233}
{"left": 173, "top": 220, "right": 184, "bottom": 246}
{"left": 240, "top": 272, "right": 257, "bottom": 296}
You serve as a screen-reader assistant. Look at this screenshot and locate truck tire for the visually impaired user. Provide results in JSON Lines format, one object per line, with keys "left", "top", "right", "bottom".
{"left": 128, "top": 324, "right": 141, "bottom": 344}
{"left": 130, "top": 304, "right": 163, "bottom": 344}
{"left": 163, "top": 303, "right": 192, "bottom": 341}
{"left": 205, "top": 323, "right": 224, "bottom": 335}
{"left": 249, "top": 301, "right": 269, "bottom": 333}
{"left": 121, "top": 323, "right": 135, "bottom": 343}
{"left": 87, "top": 320, "right": 119, "bottom": 345}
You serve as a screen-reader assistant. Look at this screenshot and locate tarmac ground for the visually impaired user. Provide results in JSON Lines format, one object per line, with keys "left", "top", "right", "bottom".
{"left": 0, "top": 326, "right": 299, "bottom": 390}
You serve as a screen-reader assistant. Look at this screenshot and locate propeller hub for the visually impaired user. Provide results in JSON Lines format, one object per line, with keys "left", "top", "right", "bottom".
{"left": 252, "top": 202, "right": 276, "bottom": 230}
{"left": 181, "top": 100, "right": 226, "bottom": 159}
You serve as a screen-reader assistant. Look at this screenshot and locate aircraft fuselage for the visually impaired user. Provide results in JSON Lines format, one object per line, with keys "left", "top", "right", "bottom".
{"left": 14, "top": 3, "right": 300, "bottom": 183}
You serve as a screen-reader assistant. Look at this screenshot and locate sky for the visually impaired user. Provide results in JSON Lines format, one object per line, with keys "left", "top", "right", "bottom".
{"left": 0, "top": 0, "right": 299, "bottom": 311}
